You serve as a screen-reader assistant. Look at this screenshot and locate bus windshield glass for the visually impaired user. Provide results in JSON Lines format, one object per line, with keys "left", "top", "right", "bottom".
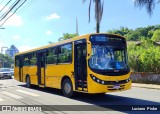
{"left": 89, "top": 34, "right": 128, "bottom": 71}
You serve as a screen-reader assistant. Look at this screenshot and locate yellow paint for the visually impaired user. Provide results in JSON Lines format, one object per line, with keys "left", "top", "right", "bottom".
{"left": 14, "top": 66, "right": 19, "bottom": 81}
{"left": 41, "top": 68, "right": 45, "bottom": 85}
{"left": 87, "top": 69, "right": 131, "bottom": 93}
{"left": 29, "top": 66, "right": 38, "bottom": 85}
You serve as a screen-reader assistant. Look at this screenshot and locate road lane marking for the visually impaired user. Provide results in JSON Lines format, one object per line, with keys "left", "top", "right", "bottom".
{"left": 1, "top": 91, "right": 23, "bottom": 99}
{"left": 16, "top": 90, "right": 39, "bottom": 97}
{"left": 0, "top": 98, "right": 4, "bottom": 101}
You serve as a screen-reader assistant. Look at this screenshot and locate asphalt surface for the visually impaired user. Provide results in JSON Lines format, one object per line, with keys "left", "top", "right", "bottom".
{"left": 0, "top": 78, "right": 159, "bottom": 114}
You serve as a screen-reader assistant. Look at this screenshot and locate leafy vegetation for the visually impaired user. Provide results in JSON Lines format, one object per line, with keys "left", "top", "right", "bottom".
{"left": 58, "top": 33, "right": 78, "bottom": 41}
{"left": 108, "top": 25, "right": 160, "bottom": 41}
{"left": 0, "top": 54, "right": 14, "bottom": 68}
{"left": 151, "top": 29, "right": 160, "bottom": 41}
{"left": 128, "top": 39, "right": 160, "bottom": 73}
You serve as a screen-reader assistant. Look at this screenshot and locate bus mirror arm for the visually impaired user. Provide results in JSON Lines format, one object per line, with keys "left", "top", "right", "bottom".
{"left": 87, "top": 40, "right": 92, "bottom": 60}
{"left": 87, "top": 54, "right": 91, "bottom": 60}
{"left": 71, "top": 71, "right": 74, "bottom": 77}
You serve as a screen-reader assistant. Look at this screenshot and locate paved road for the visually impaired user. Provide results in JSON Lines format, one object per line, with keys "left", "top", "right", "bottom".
{"left": 0, "top": 78, "right": 159, "bottom": 114}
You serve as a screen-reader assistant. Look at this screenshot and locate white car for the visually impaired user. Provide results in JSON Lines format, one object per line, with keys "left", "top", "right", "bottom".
{"left": 0, "top": 68, "right": 12, "bottom": 79}
{"left": 10, "top": 69, "right": 14, "bottom": 76}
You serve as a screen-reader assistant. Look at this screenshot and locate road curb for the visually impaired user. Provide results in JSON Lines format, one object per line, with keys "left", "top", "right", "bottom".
{"left": 132, "top": 83, "right": 160, "bottom": 90}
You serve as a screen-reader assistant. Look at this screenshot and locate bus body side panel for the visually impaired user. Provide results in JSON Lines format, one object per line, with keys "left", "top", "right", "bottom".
{"left": 28, "top": 66, "right": 38, "bottom": 85}
{"left": 45, "top": 64, "right": 74, "bottom": 89}
{"left": 14, "top": 66, "right": 19, "bottom": 81}
{"left": 87, "top": 70, "right": 131, "bottom": 93}
{"left": 41, "top": 68, "right": 45, "bottom": 85}
{"left": 22, "top": 66, "right": 29, "bottom": 82}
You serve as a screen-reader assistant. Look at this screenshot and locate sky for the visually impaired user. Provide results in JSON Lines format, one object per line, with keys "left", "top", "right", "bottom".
{"left": 0, "top": 0, "right": 159, "bottom": 52}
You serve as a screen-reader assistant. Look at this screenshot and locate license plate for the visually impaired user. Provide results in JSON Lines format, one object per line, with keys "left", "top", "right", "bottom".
{"left": 113, "top": 84, "right": 120, "bottom": 89}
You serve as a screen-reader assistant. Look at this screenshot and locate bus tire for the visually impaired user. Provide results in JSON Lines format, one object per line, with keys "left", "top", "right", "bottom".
{"left": 26, "top": 76, "right": 31, "bottom": 88}
{"left": 9, "top": 75, "right": 12, "bottom": 79}
{"left": 62, "top": 78, "right": 74, "bottom": 98}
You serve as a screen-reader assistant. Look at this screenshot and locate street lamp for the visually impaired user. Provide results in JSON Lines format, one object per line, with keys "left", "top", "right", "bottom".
{"left": 0, "top": 27, "right": 6, "bottom": 54}
{"left": 1, "top": 47, "right": 8, "bottom": 54}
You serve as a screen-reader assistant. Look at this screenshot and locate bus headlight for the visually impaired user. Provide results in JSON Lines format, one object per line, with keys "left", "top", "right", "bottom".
{"left": 126, "top": 77, "right": 131, "bottom": 82}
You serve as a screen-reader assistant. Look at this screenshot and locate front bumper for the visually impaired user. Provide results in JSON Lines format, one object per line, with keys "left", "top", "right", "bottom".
{"left": 0, "top": 74, "right": 11, "bottom": 78}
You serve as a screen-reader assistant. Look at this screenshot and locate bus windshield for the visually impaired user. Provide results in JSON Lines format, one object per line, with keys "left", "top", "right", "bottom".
{"left": 89, "top": 45, "right": 128, "bottom": 70}
{"left": 89, "top": 34, "right": 129, "bottom": 71}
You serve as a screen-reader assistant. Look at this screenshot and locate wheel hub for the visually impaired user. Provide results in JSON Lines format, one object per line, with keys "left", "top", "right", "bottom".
{"left": 64, "top": 82, "right": 71, "bottom": 94}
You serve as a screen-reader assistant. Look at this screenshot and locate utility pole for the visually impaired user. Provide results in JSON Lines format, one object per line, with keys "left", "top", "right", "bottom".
{"left": 0, "top": 27, "right": 6, "bottom": 54}
{"left": 76, "top": 17, "right": 79, "bottom": 36}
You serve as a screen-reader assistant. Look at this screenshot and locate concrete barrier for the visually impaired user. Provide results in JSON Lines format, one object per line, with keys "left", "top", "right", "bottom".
{"left": 131, "top": 72, "right": 160, "bottom": 85}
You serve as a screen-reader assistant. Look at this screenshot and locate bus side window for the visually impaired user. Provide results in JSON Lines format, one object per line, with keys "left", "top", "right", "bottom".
{"left": 23, "top": 54, "right": 30, "bottom": 66}
{"left": 30, "top": 52, "right": 37, "bottom": 66}
{"left": 46, "top": 47, "right": 57, "bottom": 64}
{"left": 15, "top": 56, "right": 19, "bottom": 67}
{"left": 58, "top": 43, "right": 72, "bottom": 64}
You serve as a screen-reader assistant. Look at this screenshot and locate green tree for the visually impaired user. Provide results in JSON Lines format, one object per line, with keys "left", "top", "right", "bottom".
{"left": 83, "top": 0, "right": 104, "bottom": 33}
{"left": 0, "top": 54, "right": 13, "bottom": 68}
{"left": 151, "top": 29, "right": 160, "bottom": 41}
{"left": 134, "top": 0, "right": 160, "bottom": 16}
{"left": 128, "top": 39, "right": 160, "bottom": 73}
{"left": 128, "top": 43, "right": 142, "bottom": 72}
{"left": 108, "top": 25, "right": 160, "bottom": 41}
{"left": 126, "top": 30, "right": 141, "bottom": 41}
{"left": 58, "top": 33, "right": 78, "bottom": 41}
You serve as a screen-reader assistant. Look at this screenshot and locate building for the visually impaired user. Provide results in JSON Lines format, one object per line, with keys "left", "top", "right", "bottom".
{"left": 5, "top": 45, "right": 19, "bottom": 58}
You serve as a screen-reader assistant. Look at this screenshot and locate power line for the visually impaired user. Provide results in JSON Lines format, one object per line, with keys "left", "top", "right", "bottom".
{"left": 0, "top": 0, "right": 12, "bottom": 12}
{"left": 0, "top": 0, "right": 21, "bottom": 20}
{"left": 17, "top": 0, "right": 35, "bottom": 14}
{"left": 0, "top": 0, "right": 27, "bottom": 27}
{"left": 0, "top": 0, "right": 21, "bottom": 21}
{"left": 0, "top": 0, "right": 33, "bottom": 27}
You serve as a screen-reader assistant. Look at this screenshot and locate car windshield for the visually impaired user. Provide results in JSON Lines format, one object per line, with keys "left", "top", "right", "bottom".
{"left": 89, "top": 45, "right": 128, "bottom": 70}
{"left": 0, "top": 68, "right": 10, "bottom": 72}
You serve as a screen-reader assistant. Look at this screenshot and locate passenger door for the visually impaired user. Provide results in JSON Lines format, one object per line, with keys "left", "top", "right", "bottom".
{"left": 74, "top": 40, "right": 87, "bottom": 91}
{"left": 37, "top": 51, "right": 46, "bottom": 85}
{"left": 19, "top": 56, "right": 23, "bottom": 82}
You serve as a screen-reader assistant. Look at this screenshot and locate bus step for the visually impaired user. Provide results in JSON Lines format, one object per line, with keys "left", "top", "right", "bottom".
{"left": 78, "top": 81, "right": 87, "bottom": 87}
{"left": 39, "top": 85, "right": 45, "bottom": 88}
{"left": 78, "top": 87, "right": 87, "bottom": 91}
{"left": 78, "top": 83, "right": 87, "bottom": 87}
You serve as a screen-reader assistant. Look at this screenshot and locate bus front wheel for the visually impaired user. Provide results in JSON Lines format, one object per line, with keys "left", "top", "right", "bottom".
{"left": 26, "top": 76, "right": 31, "bottom": 88}
{"left": 62, "top": 78, "right": 74, "bottom": 98}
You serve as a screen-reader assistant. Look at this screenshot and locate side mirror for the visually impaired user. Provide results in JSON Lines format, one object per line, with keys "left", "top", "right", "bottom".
{"left": 87, "top": 40, "right": 92, "bottom": 60}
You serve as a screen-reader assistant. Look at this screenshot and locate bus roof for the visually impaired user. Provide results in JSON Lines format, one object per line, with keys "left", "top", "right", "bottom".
{"left": 15, "top": 33, "right": 125, "bottom": 56}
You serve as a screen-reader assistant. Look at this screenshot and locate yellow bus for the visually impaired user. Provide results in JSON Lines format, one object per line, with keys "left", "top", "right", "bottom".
{"left": 14, "top": 33, "right": 131, "bottom": 97}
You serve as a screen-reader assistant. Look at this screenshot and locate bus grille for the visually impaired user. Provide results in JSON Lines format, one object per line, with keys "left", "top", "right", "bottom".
{"left": 107, "top": 85, "right": 125, "bottom": 90}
